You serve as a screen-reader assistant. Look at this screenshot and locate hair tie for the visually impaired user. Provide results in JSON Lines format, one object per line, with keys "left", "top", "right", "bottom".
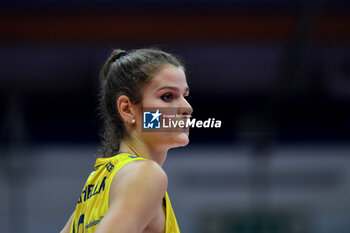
{"left": 115, "top": 51, "right": 127, "bottom": 60}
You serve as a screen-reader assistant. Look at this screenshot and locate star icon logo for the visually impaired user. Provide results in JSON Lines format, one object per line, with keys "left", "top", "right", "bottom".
{"left": 150, "top": 109, "right": 162, "bottom": 122}
{"left": 143, "top": 109, "right": 162, "bottom": 129}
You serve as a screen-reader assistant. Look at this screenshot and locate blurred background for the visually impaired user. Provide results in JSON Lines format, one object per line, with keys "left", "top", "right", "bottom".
{"left": 0, "top": 0, "right": 350, "bottom": 232}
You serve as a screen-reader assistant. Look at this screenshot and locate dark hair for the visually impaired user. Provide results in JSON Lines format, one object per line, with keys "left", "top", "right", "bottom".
{"left": 98, "top": 48, "right": 184, "bottom": 158}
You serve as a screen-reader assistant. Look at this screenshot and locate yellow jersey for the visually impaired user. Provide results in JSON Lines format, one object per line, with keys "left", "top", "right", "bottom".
{"left": 70, "top": 153, "right": 180, "bottom": 233}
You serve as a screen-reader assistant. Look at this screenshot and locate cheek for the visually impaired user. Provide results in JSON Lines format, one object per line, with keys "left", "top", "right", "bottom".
{"left": 142, "top": 94, "right": 166, "bottom": 108}
{"left": 142, "top": 99, "right": 157, "bottom": 107}
{"left": 141, "top": 92, "right": 156, "bottom": 107}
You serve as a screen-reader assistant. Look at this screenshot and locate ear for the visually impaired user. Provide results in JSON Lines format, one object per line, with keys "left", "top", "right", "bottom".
{"left": 116, "top": 95, "right": 136, "bottom": 124}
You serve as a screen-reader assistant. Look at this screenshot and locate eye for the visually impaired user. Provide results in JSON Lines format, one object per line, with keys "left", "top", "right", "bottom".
{"left": 161, "top": 93, "right": 174, "bottom": 102}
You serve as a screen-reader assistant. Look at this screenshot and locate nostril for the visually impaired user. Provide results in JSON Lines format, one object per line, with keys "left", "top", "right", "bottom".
{"left": 180, "top": 107, "right": 193, "bottom": 117}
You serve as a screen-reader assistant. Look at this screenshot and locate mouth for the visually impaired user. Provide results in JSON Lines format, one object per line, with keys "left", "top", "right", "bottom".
{"left": 177, "top": 117, "right": 191, "bottom": 131}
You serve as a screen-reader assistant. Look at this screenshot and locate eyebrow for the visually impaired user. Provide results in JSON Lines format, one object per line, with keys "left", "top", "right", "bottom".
{"left": 156, "top": 86, "right": 190, "bottom": 94}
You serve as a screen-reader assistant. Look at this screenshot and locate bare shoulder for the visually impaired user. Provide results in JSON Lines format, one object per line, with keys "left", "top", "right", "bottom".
{"left": 100, "top": 159, "right": 168, "bottom": 232}
{"left": 110, "top": 159, "right": 168, "bottom": 204}
{"left": 115, "top": 159, "right": 168, "bottom": 186}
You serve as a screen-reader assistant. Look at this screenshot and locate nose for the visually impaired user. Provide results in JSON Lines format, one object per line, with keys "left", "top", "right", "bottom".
{"left": 179, "top": 97, "right": 193, "bottom": 117}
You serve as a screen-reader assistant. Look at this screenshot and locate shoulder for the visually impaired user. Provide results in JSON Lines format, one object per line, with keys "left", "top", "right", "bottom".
{"left": 110, "top": 159, "right": 168, "bottom": 200}
{"left": 118, "top": 159, "right": 167, "bottom": 183}
{"left": 96, "top": 159, "right": 168, "bottom": 232}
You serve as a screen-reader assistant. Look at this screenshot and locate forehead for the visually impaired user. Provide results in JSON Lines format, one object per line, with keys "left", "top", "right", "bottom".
{"left": 147, "top": 65, "right": 187, "bottom": 89}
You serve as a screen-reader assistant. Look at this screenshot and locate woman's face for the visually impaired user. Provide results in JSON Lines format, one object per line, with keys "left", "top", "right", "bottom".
{"left": 135, "top": 64, "right": 193, "bottom": 150}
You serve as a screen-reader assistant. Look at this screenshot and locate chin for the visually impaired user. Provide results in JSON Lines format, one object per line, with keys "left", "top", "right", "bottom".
{"left": 157, "top": 131, "right": 190, "bottom": 150}
{"left": 172, "top": 132, "right": 190, "bottom": 148}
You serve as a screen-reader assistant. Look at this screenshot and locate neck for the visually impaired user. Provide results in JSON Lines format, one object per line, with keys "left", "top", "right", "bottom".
{"left": 118, "top": 134, "right": 168, "bottom": 166}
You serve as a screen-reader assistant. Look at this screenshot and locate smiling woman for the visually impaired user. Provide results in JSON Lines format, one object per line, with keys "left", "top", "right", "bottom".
{"left": 60, "top": 48, "right": 192, "bottom": 233}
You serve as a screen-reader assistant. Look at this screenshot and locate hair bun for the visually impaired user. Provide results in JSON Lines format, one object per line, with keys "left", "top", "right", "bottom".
{"left": 101, "top": 49, "right": 127, "bottom": 80}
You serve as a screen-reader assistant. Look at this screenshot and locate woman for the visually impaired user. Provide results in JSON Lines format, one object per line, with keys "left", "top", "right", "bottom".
{"left": 60, "top": 48, "right": 192, "bottom": 233}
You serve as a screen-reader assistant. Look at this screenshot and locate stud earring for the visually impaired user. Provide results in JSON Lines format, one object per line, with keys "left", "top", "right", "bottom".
{"left": 131, "top": 119, "right": 136, "bottom": 124}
